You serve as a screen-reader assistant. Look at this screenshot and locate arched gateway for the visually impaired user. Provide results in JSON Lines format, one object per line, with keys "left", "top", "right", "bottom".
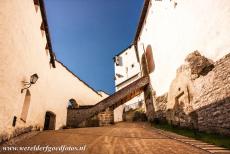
{"left": 44, "top": 111, "right": 56, "bottom": 130}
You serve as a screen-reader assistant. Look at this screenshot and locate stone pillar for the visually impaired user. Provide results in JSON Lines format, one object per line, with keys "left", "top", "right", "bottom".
{"left": 98, "top": 108, "right": 114, "bottom": 126}
{"left": 144, "top": 84, "right": 155, "bottom": 122}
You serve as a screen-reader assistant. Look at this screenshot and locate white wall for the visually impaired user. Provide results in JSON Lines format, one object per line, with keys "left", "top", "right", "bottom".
{"left": 0, "top": 0, "right": 104, "bottom": 136}
{"left": 114, "top": 45, "right": 144, "bottom": 122}
{"left": 114, "top": 45, "right": 141, "bottom": 88}
{"left": 137, "top": 0, "right": 230, "bottom": 96}
{"left": 97, "top": 91, "right": 109, "bottom": 98}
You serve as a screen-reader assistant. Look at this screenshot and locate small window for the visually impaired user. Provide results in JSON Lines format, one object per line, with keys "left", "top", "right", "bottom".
{"left": 116, "top": 73, "right": 124, "bottom": 78}
{"left": 12, "top": 116, "right": 17, "bottom": 127}
{"left": 115, "top": 56, "right": 123, "bottom": 66}
{"left": 40, "top": 22, "right": 45, "bottom": 36}
{"left": 174, "top": 2, "right": 177, "bottom": 8}
{"left": 33, "top": 0, "right": 39, "bottom": 12}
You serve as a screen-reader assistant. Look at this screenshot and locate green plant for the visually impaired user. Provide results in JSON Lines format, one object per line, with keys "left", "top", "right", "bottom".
{"left": 132, "top": 110, "right": 147, "bottom": 122}
{"left": 152, "top": 123, "right": 230, "bottom": 149}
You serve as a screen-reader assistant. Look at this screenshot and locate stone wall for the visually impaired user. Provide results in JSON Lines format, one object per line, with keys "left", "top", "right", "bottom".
{"left": 196, "top": 97, "right": 230, "bottom": 135}
{"left": 153, "top": 93, "right": 167, "bottom": 122}
{"left": 66, "top": 76, "right": 150, "bottom": 128}
{"left": 66, "top": 76, "right": 149, "bottom": 126}
{"left": 67, "top": 107, "right": 114, "bottom": 127}
{"left": 98, "top": 108, "right": 114, "bottom": 126}
{"left": 155, "top": 52, "right": 230, "bottom": 135}
{"left": 67, "top": 107, "right": 92, "bottom": 128}
{"left": 192, "top": 54, "right": 230, "bottom": 135}
{"left": 136, "top": 0, "right": 230, "bottom": 96}
{"left": 192, "top": 54, "right": 230, "bottom": 110}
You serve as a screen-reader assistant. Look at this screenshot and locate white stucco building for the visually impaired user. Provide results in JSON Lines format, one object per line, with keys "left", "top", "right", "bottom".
{"left": 113, "top": 0, "right": 230, "bottom": 121}
{"left": 113, "top": 45, "right": 145, "bottom": 122}
{"left": 135, "top": 0, "right": 230, "bottom": 96}
{"left": 0, "top": 0, "right": 106, "bottom": 142}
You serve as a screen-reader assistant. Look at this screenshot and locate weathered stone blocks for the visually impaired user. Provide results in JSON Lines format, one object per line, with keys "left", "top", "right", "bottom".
{"left": 154, "top": 52, "right": 230, "bottom": 135}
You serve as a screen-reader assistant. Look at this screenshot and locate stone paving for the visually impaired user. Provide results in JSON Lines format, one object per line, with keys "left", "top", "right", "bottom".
{"left": 1, "top": 122, "right": 229, "bottom": 154}
{"left": 153, "top": 128, "right": 230, "bottom": 154}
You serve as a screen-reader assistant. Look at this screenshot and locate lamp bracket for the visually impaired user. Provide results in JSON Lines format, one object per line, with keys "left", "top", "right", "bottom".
{"left": 21, "top": 84, "right": 31, "bottom": 93}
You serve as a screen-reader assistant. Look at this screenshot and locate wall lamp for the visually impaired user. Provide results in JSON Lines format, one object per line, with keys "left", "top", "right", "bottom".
{"left": 21, "top": 73, "right": 39, "bottom": 93}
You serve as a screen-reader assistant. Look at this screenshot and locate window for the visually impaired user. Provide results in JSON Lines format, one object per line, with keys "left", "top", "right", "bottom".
{"left": 33, "top": 0, "right": 39, "bottom": 12}
{"left": 12, "top": 116, "right": 17, "bottom": 127}
{"left": 116, "top": 73, "right": 124, "bottom": 78}
{"left": 115, "top": 56, "right": 123, "bottom": 66}
{"left": 20, "top": 90, "right": 31, "bottom": 122}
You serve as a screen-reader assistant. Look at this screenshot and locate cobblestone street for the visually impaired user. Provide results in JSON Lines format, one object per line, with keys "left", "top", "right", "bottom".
{"left": 2, "top": 122, "right": 229, "bottom": 154}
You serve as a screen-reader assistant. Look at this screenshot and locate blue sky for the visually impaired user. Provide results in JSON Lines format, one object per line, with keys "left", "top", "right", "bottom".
{"left": 45, "top": 0, "right": 144, "bottom": 94}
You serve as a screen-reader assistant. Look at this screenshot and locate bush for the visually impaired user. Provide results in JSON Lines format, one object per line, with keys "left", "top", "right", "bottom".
{"left": 132, "top": 110, "right": 147, "bottom": 122}
{"left": 152, "top": 122, "right": 230, "bottom": 149}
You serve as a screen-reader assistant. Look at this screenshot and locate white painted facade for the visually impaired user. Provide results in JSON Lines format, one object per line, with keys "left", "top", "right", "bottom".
{"left": 113, "top": 45, "right": 144, "bottom": 122}
{"left": 0, "top": 0, "right": 105, "bottom": 140}
{"left": 136, "top": 0, "right": 230, "bottom": 96}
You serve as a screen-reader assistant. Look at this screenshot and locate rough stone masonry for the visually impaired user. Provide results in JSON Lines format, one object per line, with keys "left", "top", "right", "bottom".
{"left": 153, "top": 51, "right": 230, "bottom": 135}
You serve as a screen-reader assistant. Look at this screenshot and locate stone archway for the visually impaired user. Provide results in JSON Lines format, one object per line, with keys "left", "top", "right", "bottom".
{"left": 44, "top": 111, "right": 56, "bottom": 130}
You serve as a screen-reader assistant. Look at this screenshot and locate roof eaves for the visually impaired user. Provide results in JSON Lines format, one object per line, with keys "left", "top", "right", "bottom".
{"left": 39, "top": 1, "right": 104, "bottom": 98}
{"left": 39, "top": 0, "right": 56, "bottom": 68}
{"left": 97, "top": 90, "right": 111, "bottom": 96}
{"left": 133, "top": 0, "right": 151, "bottom": 44}
{"left": 113, "top": 43, "right": 134, "bottom": 59}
